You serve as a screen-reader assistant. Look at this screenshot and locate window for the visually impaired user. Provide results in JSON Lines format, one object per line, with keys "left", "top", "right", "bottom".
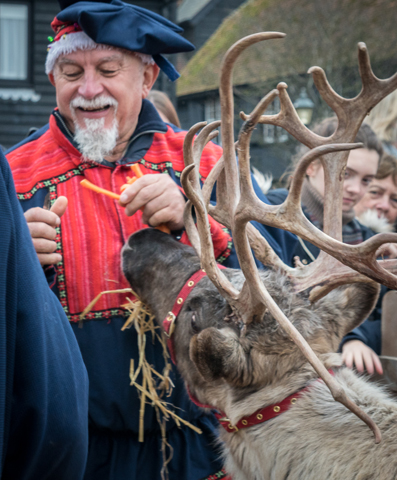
{"left": 262, "top": 98, "right": 288, "bottom": 144}
{"left": 204, "top": 97, "right": 222, "bottom": 145}
{"left": 204, "top": 97, "right": 221, "bottom": 123}
{"left": 0, "top": 3, "right": 29, "bottom": 81}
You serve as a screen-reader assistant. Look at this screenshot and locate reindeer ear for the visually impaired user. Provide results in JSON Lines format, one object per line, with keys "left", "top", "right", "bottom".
{"left": 190, "top": 327, "right": 252, "bottom": 387}
{"left": 314, "top": 282, "right": 380, "bottom": 339}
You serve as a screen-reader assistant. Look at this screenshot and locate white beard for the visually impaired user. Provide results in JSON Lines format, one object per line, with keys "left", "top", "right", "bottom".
{"left": 70, "top": 96, "right": 119, "bottom": 163}
{"left": 357, "top": 208, "right": 394, "bottom": 233}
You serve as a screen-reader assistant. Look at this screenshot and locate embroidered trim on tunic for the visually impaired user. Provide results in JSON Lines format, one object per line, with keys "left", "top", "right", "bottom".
{"left": 201, "top": 468, "right": 230, "bottom": 480}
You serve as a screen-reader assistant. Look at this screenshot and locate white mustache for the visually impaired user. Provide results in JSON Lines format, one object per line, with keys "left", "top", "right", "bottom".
{"left": 70, "top": 95, "right": 118, "bottom": 110}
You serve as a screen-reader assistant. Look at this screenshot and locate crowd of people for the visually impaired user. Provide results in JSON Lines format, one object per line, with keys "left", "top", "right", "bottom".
{"left": 1, "top": 0, "right": 397, "bottom": 479}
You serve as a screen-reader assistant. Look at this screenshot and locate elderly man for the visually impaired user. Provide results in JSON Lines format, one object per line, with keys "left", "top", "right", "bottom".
{"left": 7, "top": 1, "right": 296, "bottom": 478}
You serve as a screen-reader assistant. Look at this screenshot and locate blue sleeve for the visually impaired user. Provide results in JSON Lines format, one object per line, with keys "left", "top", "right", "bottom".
{"left": 212, "top": 176, "right": 297, "bottom": 269}
{"left": 339, "top": 318, "right": 381, "bottom": 355}
{"left": 0, "top": 150, "right": 88, "bottom": 480}
{"left": 250, "top": 178, "right": 298, "bottom": 266}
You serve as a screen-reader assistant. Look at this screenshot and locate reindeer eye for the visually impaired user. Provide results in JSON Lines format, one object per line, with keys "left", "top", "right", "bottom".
{"left": 191, "top": 313, "right": 200, "bottom": 333}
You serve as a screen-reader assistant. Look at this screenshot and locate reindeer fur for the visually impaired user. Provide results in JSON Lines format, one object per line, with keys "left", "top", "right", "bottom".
{"left": 122, "top": 229, "right": 397, "bottom": 480}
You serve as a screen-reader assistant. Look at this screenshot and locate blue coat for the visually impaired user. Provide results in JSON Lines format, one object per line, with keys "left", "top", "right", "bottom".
{"left": 0, "top": 150, "right": 88, "bottom": 479}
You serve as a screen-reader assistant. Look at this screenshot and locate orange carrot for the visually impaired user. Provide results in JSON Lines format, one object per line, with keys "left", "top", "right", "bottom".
{"left": 120, "top": 177, "right": 137, "bottom": 192}
{"left": 156, "top": 224, "right": 171, "bottom": 234}
{"left": 131, "top": 164, "right": 144, "bottom": 178}
{"left": 128, "top": 165, "right": 171, "bottom": 234}
{"left": 80, "top": 179, "right": 121, "bottom": 200}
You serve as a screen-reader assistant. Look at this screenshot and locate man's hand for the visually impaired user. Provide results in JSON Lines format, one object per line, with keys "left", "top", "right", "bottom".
{"left": 342, "top": 340, "right": 383, "bottom": 375}
{"left": 24, "top": 196, "right": 68, "bottom": 266}
{"left": 119, "top": 173, "right": 185, "bottom": 231}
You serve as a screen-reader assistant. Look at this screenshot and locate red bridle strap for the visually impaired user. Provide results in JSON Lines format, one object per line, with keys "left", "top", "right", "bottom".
{"left": 214, "top": 369, "right": 336, "bottom": 433}
{"left": 162, "top": 266, "right": 225, "bottom": 364}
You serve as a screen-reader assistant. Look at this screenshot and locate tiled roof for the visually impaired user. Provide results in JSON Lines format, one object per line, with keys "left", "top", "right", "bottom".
{"left": 177, "top": 0, "right": 397, "bottom": 96}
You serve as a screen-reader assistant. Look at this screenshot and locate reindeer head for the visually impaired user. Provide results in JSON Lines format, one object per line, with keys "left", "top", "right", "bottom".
{"left": 122, "top": 228, "right": 378, "bottom": 412}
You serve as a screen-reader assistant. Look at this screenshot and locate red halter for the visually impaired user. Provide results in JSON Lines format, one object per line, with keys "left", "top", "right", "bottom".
{"left": 188, "top": 370, "right": 335, "bottom": 433}
{"left": 162, "top": 266, "right": 225, "bottom": 364}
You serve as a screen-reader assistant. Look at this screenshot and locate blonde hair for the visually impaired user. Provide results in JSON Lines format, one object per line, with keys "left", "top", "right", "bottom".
{"left": 147, "top": 90, "right": 181, "bottom": 128}
{"left": 366, "top": 90, "right": 397, "bottom": 143}
{"left": 376, "top": 153, "right": 397, "bottom": 186}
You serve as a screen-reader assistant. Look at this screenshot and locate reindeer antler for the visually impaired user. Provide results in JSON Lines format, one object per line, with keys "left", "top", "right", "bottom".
{"left": 181, "top": 32, "right": 397, "bottom": 443}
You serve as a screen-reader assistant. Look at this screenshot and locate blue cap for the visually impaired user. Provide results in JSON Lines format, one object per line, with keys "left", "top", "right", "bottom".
{"left": 53, "top": 0, "right": 195, "bottom": 81}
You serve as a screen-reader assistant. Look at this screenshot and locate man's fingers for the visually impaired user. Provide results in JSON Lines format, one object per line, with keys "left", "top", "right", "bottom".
{"left": 123, "top": 184, "right": 157, "bottom": 216}
{"left": 38, "top": 252, "right": 62, "bottom": 267}
{"left": 24, "top": 206, "right": 60, "bottom": 227}
{"left": 32, "top": 238, "right": 57, "bottom": 254}
{"left": 140, "top": 192, "right": 180, "bottom": 221}
{"left": 50, "top": 196, "right": 68, "bottom": 218}
{"left": 23, "top": 199, "right": 66, "bottom": 266}
{"left": 27, "top": 221, "right": 57, "bottom": 240}
{"left": 120, "top": 173, "right": 185, "bottom": 229}
{"left": 145, "top": 205, "right": 184, "bottom": 231}
{"left": 119, "top": 174, "right": 172, "bottom": 207}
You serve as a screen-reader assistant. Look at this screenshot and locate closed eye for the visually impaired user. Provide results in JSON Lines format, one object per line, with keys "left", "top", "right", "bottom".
{"left": 191, "top": 313, "right": 200, "bottom": 334}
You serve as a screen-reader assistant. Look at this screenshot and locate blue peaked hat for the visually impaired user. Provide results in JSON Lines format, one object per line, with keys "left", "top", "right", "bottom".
{"left": 46, "top": 0, "right": 194, "bottom": 81}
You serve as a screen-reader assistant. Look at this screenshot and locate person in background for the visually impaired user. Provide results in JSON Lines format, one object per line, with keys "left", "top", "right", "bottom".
{"left": 267, "top": 117, "right": 383, "bottom": 265}
{"left": 342, "top": 155, "right": 397, "bottom": 375}
{"left": 266, "top": 117, "right": 387, "bottom": 376}
{"left": 365, "top": 90, "right": 397, "bottom": 158}
{"left": 354, "top": 153, "right": 397, "bottom": 232}
{"left": 147, "top": 89, "right": 181, "bottom": 128}
{"left": 0, "top": 149, "right": 88, "bottom": 480}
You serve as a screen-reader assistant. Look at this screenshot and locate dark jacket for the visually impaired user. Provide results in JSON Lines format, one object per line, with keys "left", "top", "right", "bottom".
{"left": 0, "top": 150, "right": 88, "bottom": 480}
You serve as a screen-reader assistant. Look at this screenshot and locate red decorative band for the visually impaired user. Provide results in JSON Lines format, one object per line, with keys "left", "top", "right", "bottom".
{"left": 51, "top": 17, "right": 82, "bottom": 41}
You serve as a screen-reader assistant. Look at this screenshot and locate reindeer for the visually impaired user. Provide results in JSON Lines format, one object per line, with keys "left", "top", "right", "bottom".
{"left": 122, "top": 33, "right": 397, "bottom": 479}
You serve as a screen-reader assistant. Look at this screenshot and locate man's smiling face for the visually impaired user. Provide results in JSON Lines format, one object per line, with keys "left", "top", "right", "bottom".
{"left": 49, "top": 47, "right": 159, "bottom": 160}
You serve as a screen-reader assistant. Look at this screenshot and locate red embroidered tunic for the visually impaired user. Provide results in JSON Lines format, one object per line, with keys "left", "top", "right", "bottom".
{"left": 8, "top": 114, "right": 231, "bottom": 323}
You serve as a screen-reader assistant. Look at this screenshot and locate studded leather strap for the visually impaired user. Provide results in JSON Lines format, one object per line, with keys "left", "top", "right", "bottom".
{"left": 162, "top": 266, "right": 226, "bottom": 364}
{"left": 214, "top": 369, "right": 336, "bottom": 433}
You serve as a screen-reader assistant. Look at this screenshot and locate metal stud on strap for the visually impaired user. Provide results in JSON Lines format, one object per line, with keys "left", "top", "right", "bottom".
{"left": 164, "top": 312, "right": 176, "bottom": 337}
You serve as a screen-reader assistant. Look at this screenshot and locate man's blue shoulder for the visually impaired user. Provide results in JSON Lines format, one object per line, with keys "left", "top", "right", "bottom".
{"left": 6, "top": 124, "right": 49, "bottom": 154}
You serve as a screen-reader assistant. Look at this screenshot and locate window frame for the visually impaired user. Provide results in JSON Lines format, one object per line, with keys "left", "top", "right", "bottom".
{"left": 262, "top": 97, "right": 289, "bottom": 144}
{"left": 204, "top": 96, "right": 222, "bottom": 145}
{"left": 0, "top": 0, "right": 33, "bottom": 88}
